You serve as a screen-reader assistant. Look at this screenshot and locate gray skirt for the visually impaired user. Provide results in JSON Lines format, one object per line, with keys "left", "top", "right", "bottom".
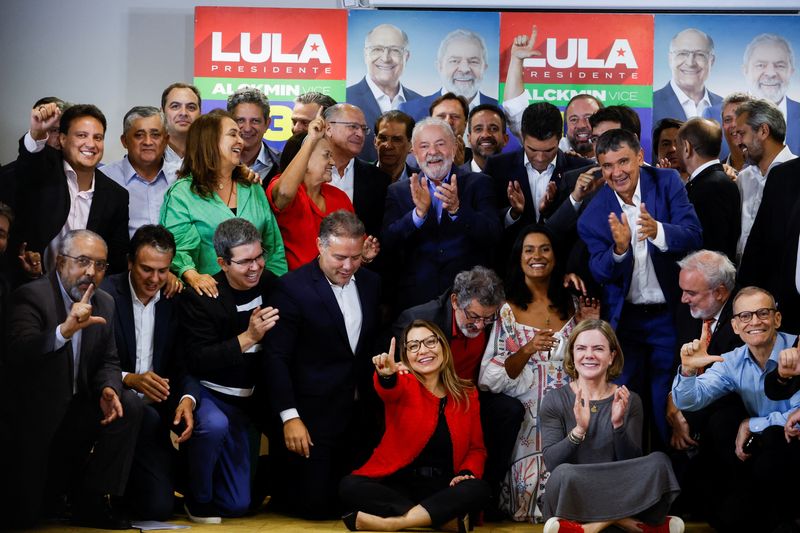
{"left": 542, "top": 451, "right": 680, "bottom": 524}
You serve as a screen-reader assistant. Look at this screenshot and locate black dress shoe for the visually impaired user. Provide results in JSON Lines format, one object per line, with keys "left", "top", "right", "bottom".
{"left": 71, "top": 493, "right": 131, "bottom": 530}
{"left": 342, "top": 511, "right": 358, "bottom": 531}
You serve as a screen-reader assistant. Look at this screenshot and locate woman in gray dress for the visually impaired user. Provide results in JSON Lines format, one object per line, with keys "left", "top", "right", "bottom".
{"left": 540, "top": 319, "right": 683, "bottom": 533}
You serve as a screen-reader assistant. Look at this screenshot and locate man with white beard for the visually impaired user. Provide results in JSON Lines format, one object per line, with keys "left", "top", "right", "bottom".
{"left": 399, "top": 30, "right": 497, "bottom": 122}
{"left": 381, "top": 117, "right": 500, "bottom": 311}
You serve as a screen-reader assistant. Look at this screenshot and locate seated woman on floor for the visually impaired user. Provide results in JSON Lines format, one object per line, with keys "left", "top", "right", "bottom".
{"left": 540, "top": 319, "right": 682, "bottom": 533}
{"left": 339, "top": 319, "right": 489, "bottom": 532}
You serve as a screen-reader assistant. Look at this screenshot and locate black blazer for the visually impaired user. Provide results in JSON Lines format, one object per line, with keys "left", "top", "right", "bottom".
{"left": 685, "top": 162, "right": 741, "bottom": 263}
{"left": 738, "top": 158, "right": 800, "bottom": 334}
{"left": 675, "top": 296, "right": 741, "bottom": 365}
{"left": 101, "top": 272, "right": 202, "bottom": 408}
{"left": 353, "top": 157, "right": 391, "bottom": 240}
{"left": 8, "top": 139, "right": 129, "bottom": 281}
{"left": 263, "top": 260, "right": 381, "bottom": 437}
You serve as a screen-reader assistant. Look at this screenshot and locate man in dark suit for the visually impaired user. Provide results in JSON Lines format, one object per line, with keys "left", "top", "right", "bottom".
{"left": 677, "top": 118, "right": 741, "bottom": 263}
{"left": 347, "top": 23, "right": 422, "bottom": 162}
{"left": 7, "top": 102, "right": 129, "bottom": 284}
{"left": 4, "top": 229, "right": 142, "bottom": 529}
{"left": 398, "top": 29, "right": 497, "bottom": 122}
{"left": 101, "top": 225, "right": 200, "bottom": 520}
{"left": 324, "top": 103, "right": 390, "bottom": 240}
{"left": 373, "top": 110, "right": 418, "bottom": 183}
{"left": 653, "top": 28, "right": 722, "bottom": 127}
{"left": 263, "top": 211, "right": 382, "bottom": 519}
{"left": 382, "top": 117, "right": 501, "bottom": 311}
{"left": 578, "top": 128, "right": 702, "bottom": 444}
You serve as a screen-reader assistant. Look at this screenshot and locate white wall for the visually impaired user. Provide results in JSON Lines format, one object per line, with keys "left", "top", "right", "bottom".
{"left": 0, "top": 0, "right": 339, "bottom": 164}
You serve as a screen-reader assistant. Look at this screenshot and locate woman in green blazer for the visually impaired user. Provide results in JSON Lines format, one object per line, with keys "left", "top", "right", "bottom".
{"left": 160, "top": 109, "right": 287, "bottom": 297}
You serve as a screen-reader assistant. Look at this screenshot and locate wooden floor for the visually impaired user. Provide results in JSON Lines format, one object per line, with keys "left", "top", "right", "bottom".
{"left": 23, "top": 513, "right": 716, "bottom": 532}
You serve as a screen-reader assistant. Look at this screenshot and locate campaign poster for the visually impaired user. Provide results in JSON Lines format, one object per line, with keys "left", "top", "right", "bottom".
{"left": 194, "top": 7, "right": 348, "bottom": 151}
{"left": 654, "top": 15, "right": 800, "bottom": 157}
{"left": 499, "top": 12, "right": 654, "bottom": 159}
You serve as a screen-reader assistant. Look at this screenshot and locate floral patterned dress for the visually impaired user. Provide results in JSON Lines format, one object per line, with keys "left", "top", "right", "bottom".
{"left": 478, "top": 302, "right": 576, "bottom": 523}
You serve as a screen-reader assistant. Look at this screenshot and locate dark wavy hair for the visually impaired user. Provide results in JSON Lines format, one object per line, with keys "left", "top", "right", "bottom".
{"left": 505, "top": 224, "right": 571, "bottom": 321}
{"left": 179, "top": 108, "right": 250, "bottom": 198}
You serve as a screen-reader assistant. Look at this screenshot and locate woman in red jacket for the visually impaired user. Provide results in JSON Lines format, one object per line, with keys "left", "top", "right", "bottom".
{"left": 339, "top": 319, "right": 489, "bottom": 532}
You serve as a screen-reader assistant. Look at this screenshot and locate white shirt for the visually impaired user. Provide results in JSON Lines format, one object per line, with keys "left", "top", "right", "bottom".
{"left": 611, "top": 179, "right": 668, "bottom": 304}
{"left": 53, "top": 273, "right": 83, "bottom": 394}
{"left": 366, "top": 76, "right": 407, "bottom": 113}
{"left": 501, "top": 90, "right": 529, "bottom": 141}
{"left": 504, "top": 152, "right": 556, "bottom": 227}
{"left": 688, "top": 159, "right": 721, "bottom": 182}
{"left": 670, "top": 79, "right": 712, "bottom": 119}
{"left": 470, "top": 158, "right": 482, "bottom": 174}
{"left": 330, "top": 158, "right": 356, "bottom": 202}
{"left": 795, "top": 235, "right": 800, "bottom": 295}
{"left": 736, "top": 145, "right": 796, "bottom": 262}
{"left": 127, "top": 273, "right": 160, "bottom": 379}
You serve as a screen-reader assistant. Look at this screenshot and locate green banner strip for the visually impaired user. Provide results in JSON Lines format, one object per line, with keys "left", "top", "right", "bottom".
{"left": 194, "top": 77, "right": 345, "bottom": 102}
{"left": 499, "top": 82, "right": 652, "bottom": 107}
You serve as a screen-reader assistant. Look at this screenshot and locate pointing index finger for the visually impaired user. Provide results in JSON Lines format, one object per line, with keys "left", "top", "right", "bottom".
{"left": 80, "top": 283, "right": 95, "bottom": 304}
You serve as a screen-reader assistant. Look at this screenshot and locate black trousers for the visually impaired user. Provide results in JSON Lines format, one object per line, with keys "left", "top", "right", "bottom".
{"left": 339, "top": 472, "right": 489, "bottom": 526}
{"left": 479, "top": 390, "right": 524, "bottom": 511}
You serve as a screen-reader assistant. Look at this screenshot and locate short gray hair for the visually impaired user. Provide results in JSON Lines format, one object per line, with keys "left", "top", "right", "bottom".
{"left": 411, "top": 116, "right": 456, "bottom": 147}
{"left": 122, "top": 106, "right": 166, "bottom": 135}
{"left": 452, "top": 266, "right": 504, "bottom": 308}
{"left": 437, "top": 29, "right": 488, "bottom": 68}
{"left": 318, "top": 210, "right": 365, "bottom": 247}
{"left": 735, "top": 98, "right": 787, "bottom": 143}
{"left": 295, "top": 91, "right": 337, "bottom": 110}
{"left": 213, "top": 218, "right": 261, "bottom": 262}
{"left": 59, "top": 229, "right": 107, "bottom": 256}
{"left": 670, "top": 28, "right": 714, "bottom": 54}
{"left": 677, "top": 249, "right": 736, "bottom": 293}
{"left": 744, "top": 33, "right": 795, "bottom": 71}
{"left": 227, "top": 87, "right": 270, "bottom": 121}
{"left": 364, "top": 23, "right": 409, "bottom": 49}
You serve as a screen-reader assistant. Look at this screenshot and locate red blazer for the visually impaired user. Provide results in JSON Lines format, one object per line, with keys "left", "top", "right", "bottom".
{"left": 353, "top": 372, "right": 486, "bottom": 479}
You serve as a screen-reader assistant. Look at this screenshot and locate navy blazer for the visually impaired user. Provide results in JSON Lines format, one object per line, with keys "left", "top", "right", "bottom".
{"left": 382, "top": 165, "right": 501, "bottom": 310}
{"left": 263, "top": 260, "right": 381, "bottom": 436}
{"left": 346, "top": 76, "right": 422, "bottom": 162}
{"left": 577, "top": 166, "right": 703, "bottom": 327}
{"left": 652, "top": 82, "right": 723, "bottom": 125}
{"left": 101, "top": 272, "right": 201, "bottom": 408}
{"left": 399, "top": 90, "right": 498, "bottom": 122}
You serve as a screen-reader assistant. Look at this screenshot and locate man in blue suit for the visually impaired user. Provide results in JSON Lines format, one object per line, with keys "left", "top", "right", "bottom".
{"left": 399, "top": 29, "right": 497, "bottom": 123}
{"left": 578, "top": 128, "right": 702, "bottom": 444}
{"left": 653, "top": 28, "right": 722, "bottom": 129}
{"left": 382, "top": 117, "right": 501, "bottom": 312}
{"left": 347, "top": 24, "right": 422, "bottom": 162}
{"left": 102, "top": 224, "right": 199, "bottom": 520}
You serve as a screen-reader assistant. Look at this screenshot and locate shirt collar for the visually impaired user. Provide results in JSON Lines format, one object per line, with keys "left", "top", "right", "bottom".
{"left": 470, "top": 158, "right": 482, "bottom": 173}
{"left": 324, "top": 271, "right": 356, "bottom": 290}
{"left": 62, "top": 160, "right": 95, "bottom": 192}
{"left": 121, "top": 155, "right": 168, "bottom": 185}
{"left": 127, "top": 271, "right": 161, "bottom": 308}
{"left": 255, "top": 141, "right": 272, "bottom": 168}
{"left": 670, "top": 79, "right": 711, "bottom": 108}
{"left": 56, "top": 271, "right": 76, "bottom": 309}
{"left": 767, "top": 145, "right": 796, "bottom": 175}
{"left": 689, "top": 159, "right": 721, "bottom": 181}
{"left": 366, "top": 75, "right": 406, "bottom": 106}
{"left": 523, "top": 151, "right": 556, "bottom": 173}
{"left": 614, "top": 176, "right": 641, "bottom": 207}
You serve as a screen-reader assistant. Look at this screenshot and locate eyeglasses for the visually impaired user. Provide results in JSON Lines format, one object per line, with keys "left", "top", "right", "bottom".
{"left": 328, "top": 121, "right": 370, "bottom": 135}
{"left": 61, "top": 254, "right": 109, "bottom": 272}
{"left": 733, "top": 307, "right": 776, "bottom": 323}
{"left": 229, "top": 252, "right": 267, "bottom": 267}
{"left": 462, "top": 309, "right": 497, "bottom": 325}
{"left": 670, "top": 49, "right": 711, "bottom": 62}
{"left": 405, "top": 335, "right": 441, "bottom": 353}
{"left": 366, "top": 45, "right": 407, "bottom": 59}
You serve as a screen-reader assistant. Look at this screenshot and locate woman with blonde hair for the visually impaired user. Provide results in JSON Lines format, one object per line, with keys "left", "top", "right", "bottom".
{"left": 540, "top": 319, "right": 682, "bottom": 533}
{"left": 339, "top": 319, "right": 488, "bottom": 532}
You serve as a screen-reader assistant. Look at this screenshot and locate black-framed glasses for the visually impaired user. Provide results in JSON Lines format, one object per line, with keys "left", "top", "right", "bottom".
{"left": 462, "top": 309, "right": 498, "bottom": 325}
{"left": 229, "top": 252, "right": 267, "bottom": 267}
{"left": 61, "top": 254, "right": 109, "bottom": 272}
{"left": 405, "top": 335, "right": 441, "bottom": 353}
{"left": 733, "top": 307, "right": 776, "bottom": 323}
{"left": 328, "top": 121, "right": 370, "bottom": 135}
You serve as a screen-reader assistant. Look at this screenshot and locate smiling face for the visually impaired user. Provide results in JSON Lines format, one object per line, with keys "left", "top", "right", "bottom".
{"left": 599, "top": 143, "right": 643, "bottom": 204}
{"left": 669, "top": 29, "right": 714, "bottom": 95}
{"left": 217, "top": 117, "right": 244, "bottom": 171}
{"left": 306, "top": 138, "right": 336, "bottom": 186}
{"left": 122, "top": 115, "right": 168, "bottom": 169}
{"left": 364, "top": 24, "right": 408, "bottom": 93}
{"left": 163, "top": 87, "right": 200, "bottom": 136}
{"left": 566, "top": 97, "right": 600, "bottom": 155}
{"left": 731, "top": 291, "right": 781, "bottom": 350}
{"left": 129, "top": 244, "right": 172, "bottom": 305}
{"left": 679, "top": 268, "right": 726, "bottom": 320}
{"left": 375, "top": 119, "right": 412, "bottom": 170}
{"left": 412, "top": 123, "right": 455, "bottom": 181}
{"left": 451, "top": 294, "right": 499, "bottom": 339}
{"left": 733, "top": 112, "right": 766, "bottom": 164}
{"left": 57, "top": 234, "right": 107, "bottom": 302}
{"left": 656, "top": 127, "right": 681, "bottom": 170}
{"left": 572, "top": 328, "right": 616, "bottom": 382}
{"left": 722, "top": 101, "right": 744, "bottom": 148}
{"left": 405, "top": 326, "right": 444, "bottom": 378}
{"left": 744, "top": 41, "right": 795, "bottom": 104}
{"left": 60, "top": 116, "right": 105, "bottom": 174}
{"left": 520, "top": 231, "right": 555, "bottom": 282}
{"left": 326, "top": 107, "right": 367, "bottom": 158}
{"left": 468, "top": 109, "right": 507, "bottom": 159}
{"left": 432, "top": 99, "right": 467, "bottom": 138}
{"left": 317, "top": 234, "right": 363, "bottom": 286}
{"left": 220, "top": 242, "right": 264, "bottom": 290}
{"left": 439, "top": 36, "right": 486, "bottom": 101}
{"left": 232, "top": 102, "right": 269, "bottom": 153}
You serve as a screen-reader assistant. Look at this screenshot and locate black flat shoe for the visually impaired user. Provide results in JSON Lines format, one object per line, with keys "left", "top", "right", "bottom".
{"left": 457, "top": 513, "right": 470, "bottom": 533}
{"left": 342, "top": 511, "right": 358, "bottom": 531}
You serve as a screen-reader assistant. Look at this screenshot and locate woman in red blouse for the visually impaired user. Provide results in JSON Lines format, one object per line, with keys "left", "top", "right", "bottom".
{"left": 339, "top": 319, "right": 488, "bottom": 532}
{"left": 266, "top": 110, "right": 377, "bottom": 270}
